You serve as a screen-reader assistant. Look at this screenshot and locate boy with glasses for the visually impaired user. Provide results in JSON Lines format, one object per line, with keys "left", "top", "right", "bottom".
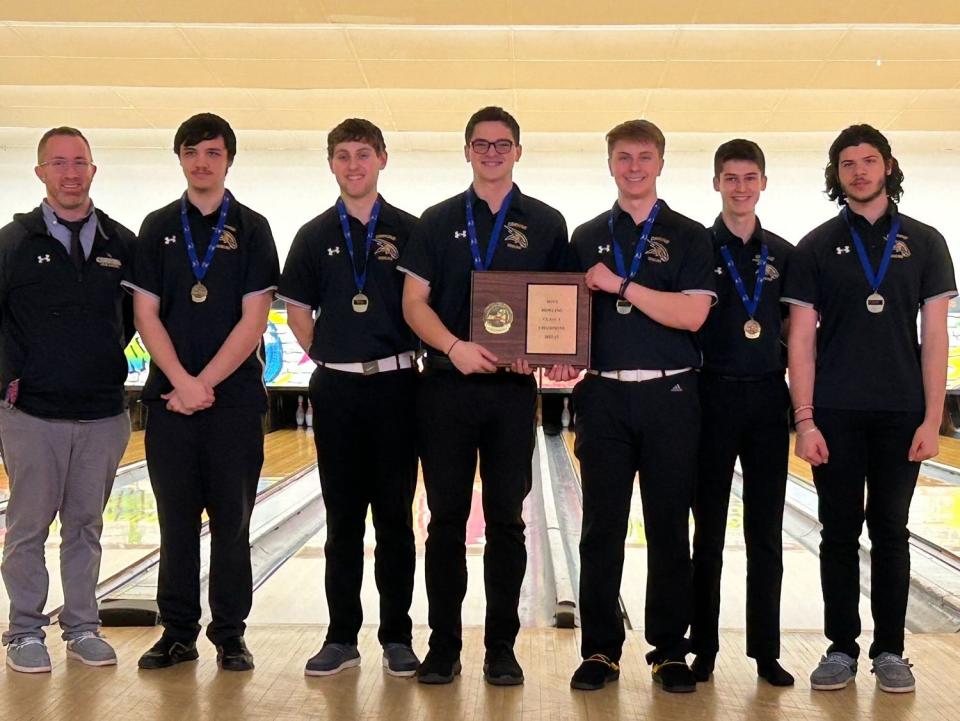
{"left": 399, "top": 106, "right": 568, "bottom": 685}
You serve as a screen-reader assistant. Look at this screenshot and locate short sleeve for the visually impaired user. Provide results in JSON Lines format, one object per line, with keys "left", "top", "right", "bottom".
{"left": 243, "top": 215, "right": 280, "bottom": 297}
{"left": 920, "top": 228, "right": 958, "bottom": 304}
{"left": 128, "top": 213, "right": 164, "bottom": 299}
{"left": 278, "top": 226, "right": 321, "bottom": 310}
{"left": 397, "top": 213, "right": 436, "bottom": 286}
{"left": 781, "top": 238, "right": 818, "bottom": 308}
{"left": 677, "top": 225, "right": 717, "bottom": 296}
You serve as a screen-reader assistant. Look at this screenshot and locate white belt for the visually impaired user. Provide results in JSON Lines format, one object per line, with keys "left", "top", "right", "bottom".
{"left": 588, "top": 367, "right": 691, "bottom": 383}
{"left": 321, "top": 352, "right": 416, "bottom": 376}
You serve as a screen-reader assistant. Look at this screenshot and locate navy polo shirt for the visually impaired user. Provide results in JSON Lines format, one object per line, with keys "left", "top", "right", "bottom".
{"left": 128, "top": 194, "right": 280, "bottom": 411}
{"left": 699, "top": 215, "right": 793, "bottom": 377}
{"left": 0, "top": 205, "right": 135, "bottom": 420}
{"left": 278, "top": 196, "right": 417, "bottom": 363}
{"left": 398, "top": 184, "right": 569, "bottom": 358}
{"left": 782, "top": 205, "right": 957, "bottom": 413}
{"left": 569, "top": 200, "right": 716, "bottom": 371}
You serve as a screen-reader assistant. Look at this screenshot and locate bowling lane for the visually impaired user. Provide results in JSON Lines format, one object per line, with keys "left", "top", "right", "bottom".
{"left": 558, "top": 431, "right": 874, "bottom": 634}
{"left": 248, "top": 459, "right": 555, "bottom": 632}
{"left": 0, "top": 428, "right": 316, "bottom": 622}
{"left": 790, "top": 434, "right": 960, "bottom": 556}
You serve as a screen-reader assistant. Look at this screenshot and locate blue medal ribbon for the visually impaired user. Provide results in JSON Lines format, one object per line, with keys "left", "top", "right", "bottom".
{"left": 608, "top": 200, "right": 662, "bottom": 282}
{"left": 336, "top": 197, "right": 382, "bottom": 295}
{"left": 842, "top": 207, "right": 901, "bottom": 294}
{"left": 465, "top": 186, "right": 514, "bottom": 271}
{"left": 719, "top": 242, "right": 768, "bottom": 319}
{"left": 180, "top": 191, "right": 231, "bottom": 284}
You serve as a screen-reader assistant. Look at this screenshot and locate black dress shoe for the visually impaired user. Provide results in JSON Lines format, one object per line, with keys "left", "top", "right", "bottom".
{"left": 570, "top": 654, "right": 620, "bottom": 690}
{"left": 692, "top": 653, "right": 715, "bottom": 682}
{"left": 757, "top": 659, "right": 795, "bottom": 686}
{"left": 216, "top": 636, "right": 254, "bottom": 672}
{"left": 416, "top": 650, "right": 462, "bottom": 685}
{"left": 138, "top": 636, "right": 199, "bottom": 670}
{"left": 652, "top": 660, "right": 697, "bottom": 693}
{"left": 483, "top": 646, "right": 524, "bottom": 686}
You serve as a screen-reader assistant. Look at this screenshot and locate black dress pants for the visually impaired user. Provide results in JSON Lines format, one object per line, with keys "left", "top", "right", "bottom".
{"left": 812, "top": 408, "right": 922, "bottom": 660}
{"left": 310, "top": 366, "right": 418, "bottom": 647}
{"left": 574, "top": 371, "right": 700, "bottom": 664}
{"left": 691, "top": 374, "right": 789, "bottom": 660}
{"left": 417, "top": 369, "right": 537, "bottom": 657}
{"left": 145, "top": 404, "right": 264, "bottom": 644}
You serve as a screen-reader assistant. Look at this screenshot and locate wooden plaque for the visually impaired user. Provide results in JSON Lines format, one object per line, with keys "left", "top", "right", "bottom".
{"left": 469, "top": 271, "right": 591, "bottom": 367}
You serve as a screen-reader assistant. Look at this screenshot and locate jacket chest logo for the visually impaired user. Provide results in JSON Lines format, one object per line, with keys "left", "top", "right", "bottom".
{"left": 164, "top": 235, "right": 177, "bottom": 245}
{"left": 454, "top": 229, "right": 467, "bottom": 239}
{"left": 96, "top": 255, "right": 122, "bottom": 269}
{"left": 37, "top": 254, "right": 51, "bottom": 264}
{"left": 328, "top": 246, "right": 340, "bottom": 256}
{"left": 836, "top": 245, "right": 851, "bottom": 255}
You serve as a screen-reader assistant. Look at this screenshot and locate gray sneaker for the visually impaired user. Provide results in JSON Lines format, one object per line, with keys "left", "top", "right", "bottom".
{"left": 382, "top": 643, "right": 419, "bottom": 677}
{"left": 871, "top": 652, "right": 915, "bottom": 693}
{"left": 66, "top": 632, "right": 117, "bottom": 667}
{"left": 810, "top": 652, "right": 858, "bottom": 690}
{"left": 6, "top": 637, "right": 52, "bottom": 674}
{"left": 304, "top": 643, "right": 360, "bottom": 676}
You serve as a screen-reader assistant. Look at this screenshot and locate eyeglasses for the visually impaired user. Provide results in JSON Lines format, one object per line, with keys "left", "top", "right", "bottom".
{"left": 469, "top": 139, "right": 515, "bottom": 155}
{"left": 39, "top": 159, "right": 93, "bottom": 171}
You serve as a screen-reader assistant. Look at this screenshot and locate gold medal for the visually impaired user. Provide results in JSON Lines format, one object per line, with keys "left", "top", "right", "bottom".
{"left": 352, "top": 293, "right": 369, "bottom": 313}
{"left": 191, "top": 282, "right": 208, "bottom": 303}
{"left": 743, "top": 318, "right": 761, "bottom": 339}
{"left": 616, "top": 299, "right": 632, "bottom": 315}
{"left": 866, "top": 292, "right": 885, "bottom": 314}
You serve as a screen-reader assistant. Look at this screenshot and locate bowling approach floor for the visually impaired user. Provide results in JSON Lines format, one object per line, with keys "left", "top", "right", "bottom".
{"left": 3, "top": 428, "right": 960, "bottom": 718}
{"left": 1, "top": 627, "right": 958, "bottom": 721}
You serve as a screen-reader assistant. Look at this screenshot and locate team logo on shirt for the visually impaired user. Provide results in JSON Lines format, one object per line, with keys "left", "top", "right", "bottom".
{"left": 753, "top": 254, "right": 780, "bottom": 281}
{"left": 328, "top": 247, "right": 340, "bottom": 256}
{"left": 454, "top": 230, "right": 468, "bottom": 239}
{"left": 598, "top": 244, "right": 611, "bottom": 254}
{"left": 645, "top": 236, "right": 670, "bottom": 263}
{"left": 95, "top": 255, "right": 122, "bottom": 269}
{"left": 892, "top": 235, "right": 911, "bottom": 259}
{"left": 216, "top": 226, "right": 238, "bottom": 250}
{"left": 37, "top": 254, "right": 51, "bottom": 264}
{"left": 836, "top": 245, "right": 851, "bottom": 255}
{"left": 374, "top": 235, "right": 399, "bottom": 261}
{"left": 505, "top": 222, "right": 528, "bottom": 251}
{"left": 164, "top": 235, "right": 177, "bottom": 245}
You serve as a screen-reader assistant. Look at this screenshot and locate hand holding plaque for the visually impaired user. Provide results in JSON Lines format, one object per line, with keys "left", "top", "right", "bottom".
{"left": 469, "top": 271, "right": 591, "bottom": 367}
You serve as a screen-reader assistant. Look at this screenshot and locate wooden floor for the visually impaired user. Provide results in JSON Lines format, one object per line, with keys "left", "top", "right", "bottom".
{"left": 1, "top": 626, "right": 957, "bottom": 721}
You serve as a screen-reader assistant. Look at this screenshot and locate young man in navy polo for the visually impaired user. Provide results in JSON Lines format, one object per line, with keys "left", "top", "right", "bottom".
{"left": 278, "top": 118, "right": 420, "bottom": 678}
{"left": 690, "top": 139, "right": 794, "bottom": 687}
{"left": 566, "top": 119, "right": 714, "bottom": 693}
{"left": 785, "top": 124, "right": 955, "bottom": 693}
{"left": 399, "top": 106, "right": 568, "bottom": 685}
{"left": 0, "top": 127, "right": 134, "bottom": 673}
{"left": 127, "top": 113, "right": 279, "bottom": 672}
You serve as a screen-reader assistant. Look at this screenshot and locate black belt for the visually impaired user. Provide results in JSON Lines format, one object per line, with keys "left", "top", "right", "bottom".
{"left": 702, "top": 370, "right": 784, "bottom": 383}
{"left": 423, "top": 355, "right": 455, "bottom": 371}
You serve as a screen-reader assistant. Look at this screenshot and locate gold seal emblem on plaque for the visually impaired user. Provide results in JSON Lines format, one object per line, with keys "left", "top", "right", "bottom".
{"left": 483, "top": 302, "right": 514, "bottom": 335}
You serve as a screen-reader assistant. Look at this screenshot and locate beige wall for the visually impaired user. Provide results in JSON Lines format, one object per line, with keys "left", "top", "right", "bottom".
{"left": 2, "top": 128, "right": 959, "bottom": 268}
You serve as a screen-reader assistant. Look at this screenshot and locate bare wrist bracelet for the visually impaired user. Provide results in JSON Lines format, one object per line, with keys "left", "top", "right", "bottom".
{"left": 797, "top": 425, "right": 820, "bottom": 437}
{"left": 447, "top": 339, "right": 461, "bottom": 355}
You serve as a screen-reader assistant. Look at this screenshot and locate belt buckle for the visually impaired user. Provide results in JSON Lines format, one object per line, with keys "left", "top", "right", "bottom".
{"left": 361, "top": 360, "right": 380, "bottom": 376}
